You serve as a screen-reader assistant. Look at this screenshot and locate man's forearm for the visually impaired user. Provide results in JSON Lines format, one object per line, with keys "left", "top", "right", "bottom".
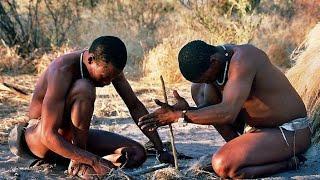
{"left": 129, "top": 103, "right": 164, "bottom": 151}
{"left": 185, "top": 104, "right": 239, "bottom": 141}
{"left": 187, "top": 103, "right": 211, "bottom": 110}
{"left": 42, "top": 132, "right": 99, "bottom": 166}
{"left": 183, "top": 104, "right": 234, "bottom": 125}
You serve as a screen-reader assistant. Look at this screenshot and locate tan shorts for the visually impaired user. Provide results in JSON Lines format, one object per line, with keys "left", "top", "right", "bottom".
{"left": 244, "top": 117, "right": 311, "bottom": 133}
{"left": 243, "top": 117, "right": 311, "bottom": 147}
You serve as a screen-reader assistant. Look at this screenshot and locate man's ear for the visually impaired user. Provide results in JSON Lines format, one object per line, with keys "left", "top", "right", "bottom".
{"left": 88, "top": 54, "right": 95, "bottom": 64}
{"left": 210, "top": 53, "right": 224, "bottom": 64}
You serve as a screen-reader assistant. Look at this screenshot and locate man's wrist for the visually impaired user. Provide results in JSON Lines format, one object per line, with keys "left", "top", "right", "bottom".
{"left": 156, "top": 147, "right": 168, "bottom": 154}
{"left": 175, "top": 111, "right": 184, "bottom": 122}
{"left": 180, "top": 110, "right": 189, "bottom": 122}
{"left": 176, "top": 110, "right": 188, "bottom": 126}
{"left": 91, "top": 155, "right": 100, "bottom": 167}
{"left": 156, "top": 148, "right": 168, "bottom": 161}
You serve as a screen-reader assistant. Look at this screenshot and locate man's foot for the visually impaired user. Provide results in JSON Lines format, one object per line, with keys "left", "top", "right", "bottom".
{"left": 68, "top": 160, "right": 99, "bottom": 179}
{"left": 144, "top": 140, "right": 193, "bottom": 160}
{"left": 77, "top": 164, "right": 99, "bottom": 180}
{"left": 287, "top": 154, "right": 307, "bottom": 170}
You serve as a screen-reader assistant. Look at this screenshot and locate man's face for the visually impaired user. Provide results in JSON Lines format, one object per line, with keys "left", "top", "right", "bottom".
{"left": 193, "top": 66, "right": 218, "bottom": 84}
{"left": 89, "top": 60, "right": 122, "bottom": 87}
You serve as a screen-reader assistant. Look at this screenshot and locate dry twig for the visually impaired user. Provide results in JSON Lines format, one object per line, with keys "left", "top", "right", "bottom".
{"left": 160, "top": 75, "right": 179, "bottom": 170}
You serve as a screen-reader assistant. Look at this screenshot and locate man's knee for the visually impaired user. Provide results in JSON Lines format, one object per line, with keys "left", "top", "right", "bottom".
{"left": 125, "top": 144, "right": 146, "bottom": 168}
{"left": 191, "top": 83, "right": 204, "bottom": 105}
{"left": 69, "top": 79, "right": 96, "bottom": 103}
{"left": 212, "top": 153, "right": 234, "bottom": 178}
{"left": 212, "top": 153, "right": 246, "bottom": 178}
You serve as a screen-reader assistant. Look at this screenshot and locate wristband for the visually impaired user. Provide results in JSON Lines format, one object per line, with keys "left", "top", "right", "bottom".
{"left": 178, "top": 110, "right": 188, "bottom": 126}
{"left": 156, "top": 148, "right": 167, "bottom": 162}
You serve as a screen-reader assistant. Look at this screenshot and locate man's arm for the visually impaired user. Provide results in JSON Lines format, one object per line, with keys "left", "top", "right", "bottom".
{"left": 112, "top": 73, "right": 165, "bottom": 151}
{"left": 139, "top": 57, "right": 255, "bottom": 128}
{"left": 40, "top": 68, "right": 109, "bottom": 170}
{"left": 183, "top": 60, "right": 255, "bottom": 125}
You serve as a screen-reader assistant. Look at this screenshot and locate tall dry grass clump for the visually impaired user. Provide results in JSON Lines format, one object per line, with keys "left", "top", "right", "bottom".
{"left": 142, "top": 39, "right": 184, "bottom": 84}
{"left": 0, "top": 44, "right": 24, "bottom": 73}
{"left": 286, "top": 23, "right": 320, "bottom": 143}
{"left": 33, "top": 45, "right": 76, "bottom": 75}
{"left": 253, "top": 0, "right": 320, "bottom": 69}
{"left": 142, "top": 0, "right": 260, "bottom": 84}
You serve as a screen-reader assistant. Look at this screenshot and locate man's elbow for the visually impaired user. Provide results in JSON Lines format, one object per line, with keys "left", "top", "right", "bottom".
{"left": 221, "top": 108, "right": 238, "bottom": 125}
{"left": 40, "top": 130, "right": 56, "bottom": 147}
{"left": 222, "top": 114, "right": 236, "bottom": 124}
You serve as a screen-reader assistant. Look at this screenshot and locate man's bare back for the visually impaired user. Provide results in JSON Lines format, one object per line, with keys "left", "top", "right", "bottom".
{"left": 26, "top": 50, "right": 85, "bottom": 158}
{"left": 214, "top": 44, "right": 306, "bottom": 127}
{"left": 29, "top": 50, "right": 83, "bottom": 120}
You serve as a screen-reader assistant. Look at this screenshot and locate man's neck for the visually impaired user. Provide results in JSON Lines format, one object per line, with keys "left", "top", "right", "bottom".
{"left": 80, "top": 50, "right": 90, "bottom": 79}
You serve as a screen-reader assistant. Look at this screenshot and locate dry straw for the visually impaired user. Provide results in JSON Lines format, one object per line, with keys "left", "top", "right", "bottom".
{"left": 286, "top": 23, "right": 320, "bottom": 143}
{"left": 143, "top": 39, "right": 183, "bottom": 84}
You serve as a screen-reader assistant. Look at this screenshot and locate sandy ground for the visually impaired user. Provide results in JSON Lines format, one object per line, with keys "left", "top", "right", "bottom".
{"left": 0, "top": 74, "right": 319, "bottom": 179}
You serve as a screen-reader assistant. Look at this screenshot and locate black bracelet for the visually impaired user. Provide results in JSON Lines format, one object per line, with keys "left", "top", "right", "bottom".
{"left": 182, "top": 110, "right": 190, "bottom": 123}
{"left": 156, "top": 148, "right": 167, "bottom": 154}
{"left": 156, "top": 148, "right": 167, "bottom": 161}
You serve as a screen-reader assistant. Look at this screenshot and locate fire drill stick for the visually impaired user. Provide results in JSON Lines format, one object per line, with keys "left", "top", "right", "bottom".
{"left": 160, "top": 75, "right": 179, "bottom": 170}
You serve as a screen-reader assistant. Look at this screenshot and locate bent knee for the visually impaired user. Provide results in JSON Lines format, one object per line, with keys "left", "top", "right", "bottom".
{"left": 125, "top": 145, "right": 146, "bottom": 168}
{"left": 191, "top": 83, "right": 204, "bottom": 105}
{"left": 212, "top": 154, "right": 235, "bottom": 178}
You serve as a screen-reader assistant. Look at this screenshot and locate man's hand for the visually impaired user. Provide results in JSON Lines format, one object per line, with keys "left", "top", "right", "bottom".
{"left": 171, "top": 90, "right": 189, "bottom": 110}
{"left": 68, "top": 160, "right": 82, "bottom": 176}
{"left": 92, "top": 158, "right": 114, "bottom": 175}
{"left": 68, "top": 158, "right": 114, "bottom": 177}
{"left": 157, "top": 150, "right": 174, "bottom": 164}
{"left": 138, "top": 104, "right": 181, "bottom": 131}
{"left": 154, "top": 90, "right": 189, "bottom": 111}
{"left": 138, "top": 90, "right": 188, "bottom": 131}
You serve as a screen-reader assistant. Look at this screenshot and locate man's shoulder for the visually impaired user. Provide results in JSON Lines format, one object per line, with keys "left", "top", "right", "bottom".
{"left": 228, "top": 44, "right": 265, "bottom": 77}
{"left": 232, "top": 44, "right": 268, "bottom": 66}
{"left": 233, "top": 44, "right": 264, "bottom": 55}
{"left": 45, "top": 61, "right": 74, "bottom": 86}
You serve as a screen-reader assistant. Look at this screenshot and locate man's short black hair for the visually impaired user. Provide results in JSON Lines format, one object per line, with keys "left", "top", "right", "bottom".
{"left": 89, "top": 36, "right": 127, "bottom": 70}
{"left": 178, "top": 40, "right": 217, "bottom": 81}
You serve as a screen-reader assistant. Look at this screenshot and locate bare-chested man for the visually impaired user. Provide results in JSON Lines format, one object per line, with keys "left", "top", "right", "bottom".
{"left": 8, "top": 36, "right": 173, "bottom": 178}
{"left": 138, "top": 40, "right": 311, "bottom": 178}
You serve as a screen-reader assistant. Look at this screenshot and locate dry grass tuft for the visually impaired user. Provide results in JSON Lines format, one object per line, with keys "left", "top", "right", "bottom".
{"left": 152, "top": 167, "right": 184, "bottom": 180}
{"left": 142, "top": 39, "right": 184, "bottom": 84}
{"left": 286, "top": 23, "right": 320, "bottom": 143}
{"left": 33, "top": 46, "right": 76, "bottom": 75}
{"left": 0, "top": 45, "right": 32, "bottom": 74}
{"left": 185, "top": 155, "right": 217, "bottom": 179}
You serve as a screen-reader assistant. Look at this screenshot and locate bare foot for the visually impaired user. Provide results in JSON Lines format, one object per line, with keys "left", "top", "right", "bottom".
{"left": 68, "top": 160, "right": 99, "bottom": 179}
{"left": 287, "top": 154, "right": 307, "bottom": 170}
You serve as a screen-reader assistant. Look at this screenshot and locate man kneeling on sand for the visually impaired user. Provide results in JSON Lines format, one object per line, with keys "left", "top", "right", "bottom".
{"left": 139, "top": 40, "right": 311, "bottom": 178}
{"left": 8, "top": 36, "right": 173, "bottom": 178}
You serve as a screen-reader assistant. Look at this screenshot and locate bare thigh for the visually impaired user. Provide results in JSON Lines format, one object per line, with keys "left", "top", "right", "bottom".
{"left": 86, "top": 129, "right": 144, "bottom": 156}
{"left": 86, "top": 129, "right": 146, "bottom": 168}
{"left": 212, "top": 127, "right": 311, "bottom": 175}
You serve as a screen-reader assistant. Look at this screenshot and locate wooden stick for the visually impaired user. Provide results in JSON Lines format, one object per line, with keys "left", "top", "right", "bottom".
{"left": 2, "top": 82, "right": 28, "bottom": 95}
{"left": 0, "top": 82, "right": 29, "bottom": 100}
{"left": 126, "top": 163, "right": 170, "bottom": 176}
{"left": 160, "top": 75, "right": 179, "bottom": 170}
